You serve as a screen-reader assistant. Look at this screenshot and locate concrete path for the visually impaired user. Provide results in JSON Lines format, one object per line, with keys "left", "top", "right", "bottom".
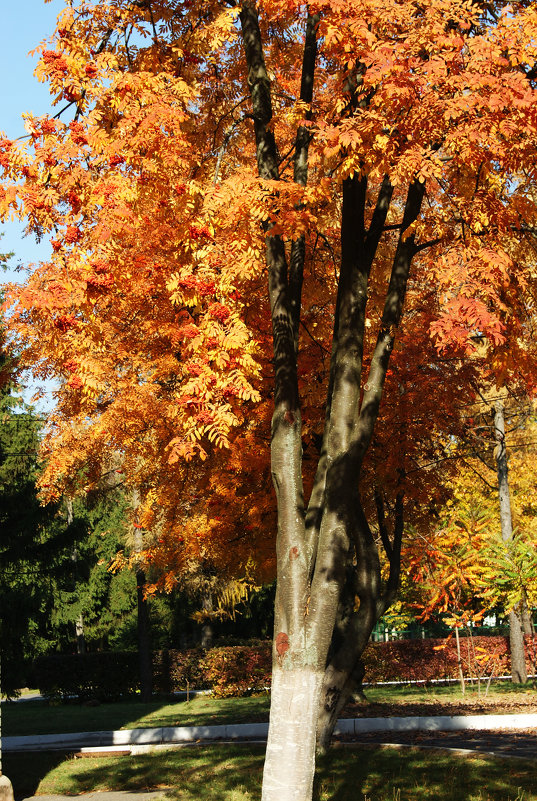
{"left": 20, "top": 793, "right": 171, "bottom": 801}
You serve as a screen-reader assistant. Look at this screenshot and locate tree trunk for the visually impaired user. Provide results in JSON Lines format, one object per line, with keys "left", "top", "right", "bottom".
{"left": 132, "top": 489, "right": 152, "bottom": 701}
{"left": 75, "top": 613, "right": 86, "bottom": 654}
{"left": 455, "top": 626, "right": 465, "bottom": 694}
{"left": 494, "top": 399, "right": 527, "bottom": 683}
{"left": 262, "top": 668, "right": 324, "bottom": 801}
{"left": 136, "top": 569, "right": 153, "bottom": 701}
{"left": 509, "top": 608, "right": 527, "bottom": 683}
{"left": 200, "top": 593, "right": 214, "bottom": 648}
{"left": 67, "top": 500, "right": 87, "bottom": 655}
{"left": 238, "top": 6, "right": 416, "bottom": 798}
{"left": 521, "top": 600, "right": 533, "bottom": 636}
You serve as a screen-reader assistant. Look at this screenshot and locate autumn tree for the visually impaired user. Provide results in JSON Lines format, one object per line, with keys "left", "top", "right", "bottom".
{"left": 404, "top": 396, "right": 537, "bottom": 683}
{"left": 2, "top": 2, "right": 537, "bottom": 800}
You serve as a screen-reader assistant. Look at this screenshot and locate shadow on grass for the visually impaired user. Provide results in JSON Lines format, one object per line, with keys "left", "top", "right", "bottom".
{"left": 6, "top": 744, "right": 537, "bottom": 801}
{"left": 11, "top": 746, "right": 265, "bottom": 800}
{"left": 314, "top": 746, "right": 537, "bottom": 801}
{"left": 4, "top": 751, "right": 68, "bottom": 799}
{"left": 2, "top": 699, "right": 172, "bottom": 737}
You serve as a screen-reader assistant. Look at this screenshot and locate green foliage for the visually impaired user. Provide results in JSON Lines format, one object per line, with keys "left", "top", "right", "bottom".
{"left": 0, "top": 393, "right": 84, "bottom": 696}
{"left": 478, "top": 530, "right": 537, "bottom": 616}
{"left": 50, "top": 488, "right": 138, "bottom": 651}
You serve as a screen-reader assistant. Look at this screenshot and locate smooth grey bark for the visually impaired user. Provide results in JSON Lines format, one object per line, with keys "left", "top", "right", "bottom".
{"left": 200, "top": 593, "right": 214, "bottom": 648}
{"left": 494, "top": 399, "right": 527, "bottom": 684}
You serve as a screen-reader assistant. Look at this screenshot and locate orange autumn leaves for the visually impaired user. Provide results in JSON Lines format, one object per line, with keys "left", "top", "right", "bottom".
{"left": 0, "top": 0, "right": 537, "bottom": 586}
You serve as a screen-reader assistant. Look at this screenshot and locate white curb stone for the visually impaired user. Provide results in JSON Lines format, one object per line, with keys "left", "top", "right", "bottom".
{"left": 4, "top": 713, "right": 537, "bottom": 753}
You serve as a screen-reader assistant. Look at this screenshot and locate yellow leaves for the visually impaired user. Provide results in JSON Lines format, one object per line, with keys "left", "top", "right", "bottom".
{"left": 373, "top": 133, "right": 389, "bottom": 152}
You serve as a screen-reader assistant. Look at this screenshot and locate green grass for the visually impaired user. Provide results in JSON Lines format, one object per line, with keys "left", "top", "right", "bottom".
{"left": 4, "top": 744, "right": 537, "bottom": 801}
{"left": 2, "top": 694, "right": 271, "bottom": 737}
{"left": 362, "top": 681, "right": 537, "bottom": 704}
{"left": 3, "top": 681, "right": 535, "bottom": 738}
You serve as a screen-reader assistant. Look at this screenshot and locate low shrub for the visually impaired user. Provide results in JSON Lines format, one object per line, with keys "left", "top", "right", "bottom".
{"left": 152, "top": 648, "right": 206, "bottom": 694}
{"left": 200, "top": 642, "right": 272, "bottom": 697}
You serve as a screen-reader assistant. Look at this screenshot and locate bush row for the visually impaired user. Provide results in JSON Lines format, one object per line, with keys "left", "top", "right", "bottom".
{"left": 153, "top": 641, "right": 272, "bottom": 697}
{"left": 32, "top": 635, "right": 536, "bottom": 700}
{"left": 30, "top": 651, "right": 140, "bottom": 701}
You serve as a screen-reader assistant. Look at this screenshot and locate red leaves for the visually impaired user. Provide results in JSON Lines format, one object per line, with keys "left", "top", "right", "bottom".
{"left": 208, "top": 303, "right": 231, "bottom": 324}
{"left": 178, "top": 323, "right": 199, "bottom": 339}
{"left": 176, "top": 275, "right": 197, "bottom": 290}
{"left": 54, "top": 315, "right": 78, "bottom": 332}
{"left": 64, "top": 226, "right": 82, "bottom": 244}
{"left": 87, "top": 273, "right": 114, "bottom": 291}
{"left": 189, "top": 224, "right": 212, "bottom": 240}
{"left": 67, "top": 374, "right": 83, "bottom": 389}
{"left": 42, "top": 50, "right": 68, "bottom": 75}
{"left": 0, "top": 139, "right": 13, "bottom": 170}
{"left": 62, "top": 359, "right": 78, "bottom": 373}
{"left": 69, "top": 121, "right": 88, "bottom": 146}
{"left": 195, "top": 410, "right": 214, "bottom": 425}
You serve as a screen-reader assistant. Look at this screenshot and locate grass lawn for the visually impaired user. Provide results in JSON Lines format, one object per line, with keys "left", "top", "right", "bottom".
{"left": 1, "top": 694, "right": 271, "bottom": 737}
{"left": 4, "top": 744, "right": 536, "bottom": 800}
{"left": 3, "top": 681, "right": 536, "bottom": 738}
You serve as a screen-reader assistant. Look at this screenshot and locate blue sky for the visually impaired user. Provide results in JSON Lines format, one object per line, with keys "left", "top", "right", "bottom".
{"left": 1, "top": 0, "right": 64, "bottom": 277}
{"left": 1, "top": 1, "right": 65, "bottom": 408}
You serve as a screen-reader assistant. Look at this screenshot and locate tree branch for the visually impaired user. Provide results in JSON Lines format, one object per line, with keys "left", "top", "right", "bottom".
{"left": 289, "top": 11, "right": 320, "bottom": 355}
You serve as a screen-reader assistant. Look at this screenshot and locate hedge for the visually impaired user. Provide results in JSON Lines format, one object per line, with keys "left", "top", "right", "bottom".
{"left": 152, "top": 641, "right": 272, "bottom": 698}
{"left": 31, "top": 651, "right": 140, "bottom": 701}
{"left": 32, "top": 635, "right": 536, "bottom": 701}
{"left": 362, "top": 635, "right": 521, "bottom": 683}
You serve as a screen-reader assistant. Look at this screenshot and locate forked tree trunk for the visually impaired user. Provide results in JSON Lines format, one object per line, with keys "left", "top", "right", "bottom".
{"left": 239, "top": 5, "right": 416, "bottom": 799}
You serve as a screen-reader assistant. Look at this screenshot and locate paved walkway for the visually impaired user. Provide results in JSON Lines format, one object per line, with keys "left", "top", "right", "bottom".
{"left": 20, "top": 793, "right": 171, "bottom": 801}
{"left": 336, "top": 727, "right": 537, "bottom": 760}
